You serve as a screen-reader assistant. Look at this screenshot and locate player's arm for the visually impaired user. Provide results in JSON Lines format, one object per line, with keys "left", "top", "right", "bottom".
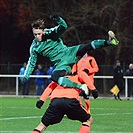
{"left": 20, "top": 42, "right": 38, "bottom": 84}
{"left": 56, "top": 17, "right": 68, "bottom": 32}
{"left": 36, "top": 81, "right": 58, "bottom": 109}
{"left": 45, "top": 15, "right": 68, "bottom": 38}
{"left": 40, "top": 81, "right": 57, "bottom": 102}
{"left": 23, "top": 42, "right": 38, "bottom": 79}
{"left": 87, "top": 57, "right": 99, "bottom": 74}
{"left": 89, "top": 58, "right": 99, "bottom": 73}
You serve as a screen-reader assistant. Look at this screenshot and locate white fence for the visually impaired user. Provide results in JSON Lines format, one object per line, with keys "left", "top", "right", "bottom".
{"left": 0, "top": 75, "right": 132, "bottom": 97}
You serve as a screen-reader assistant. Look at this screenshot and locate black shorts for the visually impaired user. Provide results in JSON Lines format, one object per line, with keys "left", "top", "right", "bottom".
{"left": 41, "top": 98, "right": 91, "bottom": 127}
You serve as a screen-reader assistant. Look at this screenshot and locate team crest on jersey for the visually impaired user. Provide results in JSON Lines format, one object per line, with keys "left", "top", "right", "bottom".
{"left": 82, "top": 62, "right": 85, "bottom": 66}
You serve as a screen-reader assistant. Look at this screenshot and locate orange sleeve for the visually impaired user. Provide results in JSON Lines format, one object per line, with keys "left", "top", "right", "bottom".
{"left": 88, "top": 56, "right": 99, "bottom": 74}
{"left": 40, "top": 81, "right": 58, "bottom": 102}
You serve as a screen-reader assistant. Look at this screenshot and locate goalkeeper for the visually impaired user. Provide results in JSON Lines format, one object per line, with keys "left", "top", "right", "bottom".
{"left": 31, "top": 74, "right": 95, "bottom": 133}
{"left": 21, "top": 14, "right": 119, "bottom": 94}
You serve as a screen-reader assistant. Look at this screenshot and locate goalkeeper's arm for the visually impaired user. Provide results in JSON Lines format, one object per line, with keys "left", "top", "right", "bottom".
{"left": 36, "top": 82, "right": 57, "bottom": 109}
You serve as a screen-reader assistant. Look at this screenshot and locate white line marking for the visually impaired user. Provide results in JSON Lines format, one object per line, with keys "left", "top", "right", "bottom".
{"left": 0, "top": 112, "right": 132, "bottom": 121}
{"left": 0, "top": 116, "right": 41, "bottom": 120}
{"left": 0, "top": 107, "right": 37, "bottom": 109}
{"left": 0, "top": 131, "right": 132, "bottom": 133}
{"left": 94, "top": 112, "right": 132, "bottom": 116}
{"left": 0, "top": 107, "right": 131, "bottom": 112}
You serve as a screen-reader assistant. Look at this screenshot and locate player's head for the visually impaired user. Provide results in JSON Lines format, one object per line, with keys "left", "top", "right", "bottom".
{"left": 31, "top": 19, "right": 45, "bottom": 42}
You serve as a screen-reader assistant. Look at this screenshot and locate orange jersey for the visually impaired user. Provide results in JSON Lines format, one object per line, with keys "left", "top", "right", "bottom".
{"left": 72, "top": 55, "right": 99, "bottom": 76}
{"left": 72, "top": 54, "right": 99, "bottom": 90}
{"left": 40, "top": 75, "right": 82, "bottom": 102}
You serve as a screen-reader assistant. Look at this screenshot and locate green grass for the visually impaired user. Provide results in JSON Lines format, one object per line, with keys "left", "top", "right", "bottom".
{"left": 0, "top": 97, "right": 133, "bottom": 133}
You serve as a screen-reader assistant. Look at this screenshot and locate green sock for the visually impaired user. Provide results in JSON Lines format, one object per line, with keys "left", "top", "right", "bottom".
{"left": 91, "top": 40, "right": 107, "bottom": 49}
{"left": 58, "top": 77, "right": 81, "bottom": 89}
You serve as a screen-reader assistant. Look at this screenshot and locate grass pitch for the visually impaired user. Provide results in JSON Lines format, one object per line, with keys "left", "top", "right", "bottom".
{"left": 0, "top": 97, "right": 133, "bottom": 133}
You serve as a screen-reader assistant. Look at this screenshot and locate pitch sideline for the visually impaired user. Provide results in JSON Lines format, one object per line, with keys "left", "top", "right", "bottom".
{"left": 0, "top": 131, "right": 132, "bottom": 133}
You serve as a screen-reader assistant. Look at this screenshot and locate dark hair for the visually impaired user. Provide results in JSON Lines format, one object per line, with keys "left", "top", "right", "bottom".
{"left": 31, "top": 19, "right": 45, "bottom": 29}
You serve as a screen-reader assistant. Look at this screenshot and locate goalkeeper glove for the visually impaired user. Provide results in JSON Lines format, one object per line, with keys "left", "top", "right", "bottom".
{"left": 20, "top": 77, "right": 28, "bottom": 84}
{"left": 50, "top": 14, "right": 60, "bottom": 21}
{"left": 36, "top": 100, "right": 44, "bottom": 109}
{"left": 92, "top": 89, "right": 99, "bottom": 99}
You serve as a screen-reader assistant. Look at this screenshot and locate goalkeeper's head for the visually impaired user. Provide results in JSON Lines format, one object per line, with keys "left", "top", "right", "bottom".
{"left": 31, "top": 19, "right": 45, "bottom": 42}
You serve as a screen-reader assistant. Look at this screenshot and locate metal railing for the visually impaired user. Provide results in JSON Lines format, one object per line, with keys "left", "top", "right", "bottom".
{"left": 0, "top": 75, "right": 132, "bottom": 97}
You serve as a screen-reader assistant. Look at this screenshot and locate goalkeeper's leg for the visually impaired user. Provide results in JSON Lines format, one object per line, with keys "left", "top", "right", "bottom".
{"left": 79, "top": 116, "right": 93, "bottom": 133}
{"left": 84, "top": 99, "right": 91, "bottom": 114}
{"left": 80, "top": 91, "right": 91, "bottom": 114}
{"left": 31, "top": 122, "right": 47, "bottom": 133}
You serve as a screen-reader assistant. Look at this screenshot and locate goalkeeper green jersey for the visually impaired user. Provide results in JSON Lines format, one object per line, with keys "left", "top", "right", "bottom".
{"left": 24, "top": 17, "right": 80, "bottom": 79}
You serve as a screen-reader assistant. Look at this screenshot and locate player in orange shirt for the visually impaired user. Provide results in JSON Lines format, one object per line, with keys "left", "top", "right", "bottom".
{"left": 72, "top": 52, "right": 99, "bottom": 96}
{"left": 72, "top": 52, "right": 99, "bottom": 90}
{"left": 31, "top": 75, "right": 93, "bottom": 133}
{"left": 72, "top": 52, "right": 99, "bottom": 114}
